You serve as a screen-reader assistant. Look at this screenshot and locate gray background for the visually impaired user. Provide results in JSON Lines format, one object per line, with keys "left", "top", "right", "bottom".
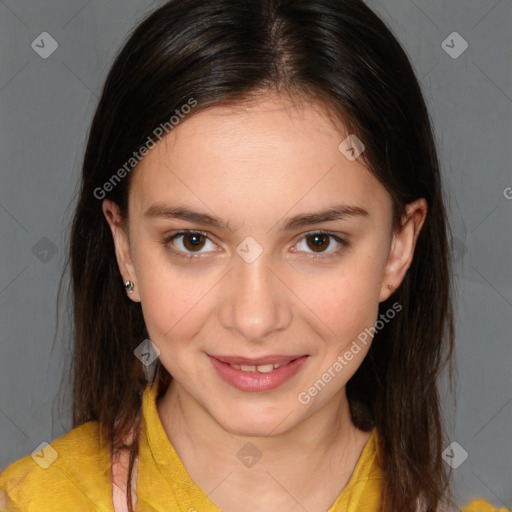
{"left": 0, "top": 0, "right": 510, "bottom": 509}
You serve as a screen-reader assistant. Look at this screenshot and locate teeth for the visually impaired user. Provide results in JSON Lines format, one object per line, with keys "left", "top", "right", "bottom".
{"left": 255, "top": 364, "right": 274, "bottom": 373}
{"left": 229, "top": 361, "right": 292, "bottom": 373}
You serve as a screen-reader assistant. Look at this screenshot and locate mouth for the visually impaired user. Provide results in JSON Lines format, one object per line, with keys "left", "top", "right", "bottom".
{"left": 211, "top": 354, "right": 303, "bottom": 370}
{"left": 208, "top": 354, "right": 309, "bottom": 392}
{"left": 228, "top": 361, "right": 292, "bottom": 373}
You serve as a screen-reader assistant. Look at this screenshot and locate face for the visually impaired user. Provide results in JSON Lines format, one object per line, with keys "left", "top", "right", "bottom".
{"left": 103, "top": 93, "right": 426, "bottom": 437}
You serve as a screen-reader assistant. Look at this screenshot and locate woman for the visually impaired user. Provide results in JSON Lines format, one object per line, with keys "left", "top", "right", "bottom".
{"left": 0, "top": 0, "right": 508, "bottom": 511}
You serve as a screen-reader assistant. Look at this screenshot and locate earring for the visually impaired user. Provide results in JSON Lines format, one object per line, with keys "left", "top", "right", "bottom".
{"left": 387, "top": 284, "right": 394, "bottom": 291}
{"left": 124, "top": 280, "right": 134, "bottom": 294}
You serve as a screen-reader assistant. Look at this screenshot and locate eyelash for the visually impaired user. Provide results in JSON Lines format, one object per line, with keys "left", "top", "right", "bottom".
{"left": 161, "top": 230, "right": 350, "bottom": 261}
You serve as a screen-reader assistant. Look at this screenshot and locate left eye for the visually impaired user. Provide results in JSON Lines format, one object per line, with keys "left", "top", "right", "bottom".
{"left": 293, "top": 232, "right": 348, "bottom": 256}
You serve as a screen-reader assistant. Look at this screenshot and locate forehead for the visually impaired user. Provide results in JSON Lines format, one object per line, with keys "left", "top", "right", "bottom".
{"left": 128, "top": 94, "right": 391, "bottom": 225}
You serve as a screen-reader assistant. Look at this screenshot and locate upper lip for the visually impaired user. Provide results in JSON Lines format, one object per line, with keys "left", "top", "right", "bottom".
{"left": 209, "top": 354, "right": 307, "bottom": 365}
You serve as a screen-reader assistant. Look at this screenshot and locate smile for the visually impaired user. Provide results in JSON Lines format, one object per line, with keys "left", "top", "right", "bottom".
{"left": 228, "top": 361, "right": 291, "bottom": 373}
{"left": 208, "top": 354, "right": 309, "bottom": 392}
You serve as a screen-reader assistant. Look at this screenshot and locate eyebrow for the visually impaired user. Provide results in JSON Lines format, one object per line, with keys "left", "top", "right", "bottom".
{"left": 143, "top": 203, "right": 369, "bottom": 231}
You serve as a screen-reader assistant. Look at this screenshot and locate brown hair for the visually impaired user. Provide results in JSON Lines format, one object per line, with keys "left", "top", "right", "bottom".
{"left": 63, "top": 0, "right": 456, "bottom": 510}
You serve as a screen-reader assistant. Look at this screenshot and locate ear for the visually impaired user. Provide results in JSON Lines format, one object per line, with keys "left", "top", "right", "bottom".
{"left": 102, "top": 199, "right": 141, "bottom": 303}
{"left": 379, "top": 198, "right": 428, "bottom": 303}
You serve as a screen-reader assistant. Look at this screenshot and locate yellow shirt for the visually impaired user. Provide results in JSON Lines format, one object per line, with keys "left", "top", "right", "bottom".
{"left": 0, "top": 383, "right": 508, "bottom": 512}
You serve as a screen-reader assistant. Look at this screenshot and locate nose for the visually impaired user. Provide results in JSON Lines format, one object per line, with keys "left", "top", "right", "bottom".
{"left": 218, "top": 254, "right": 292, "bottom": 343}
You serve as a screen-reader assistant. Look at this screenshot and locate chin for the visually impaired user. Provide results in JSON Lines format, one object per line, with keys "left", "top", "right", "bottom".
{"left": 212, "top": 402, "right": 299, "bottom": 438}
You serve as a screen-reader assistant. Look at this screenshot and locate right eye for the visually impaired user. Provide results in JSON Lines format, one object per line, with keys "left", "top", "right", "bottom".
{"left": 163, "top": 230, "right": 219, "bottom": 258}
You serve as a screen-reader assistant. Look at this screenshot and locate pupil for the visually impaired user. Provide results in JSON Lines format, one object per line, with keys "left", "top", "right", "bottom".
{"left": 184, "top": 233, "right": 204, "bottom": 251}
{"left": 309, "top": 234, "right": 328, "bottom": 252}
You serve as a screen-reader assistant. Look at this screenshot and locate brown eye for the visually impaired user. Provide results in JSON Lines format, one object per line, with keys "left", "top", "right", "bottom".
{"left": 164, "top": 230, "right": 215, "bottom": 255}
{"left": 294, "top": 231, "right": 348, "bottom": 258}
{"left": 306, "top": 233, "right": 331, "bottom": 252}
{"left": 181, "top": 232, "right": 207, "bottom": 252}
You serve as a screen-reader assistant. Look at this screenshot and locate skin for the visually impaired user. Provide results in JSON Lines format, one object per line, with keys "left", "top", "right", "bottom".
{"left": 103, "top": 92, "right": 427, "bottom": 512}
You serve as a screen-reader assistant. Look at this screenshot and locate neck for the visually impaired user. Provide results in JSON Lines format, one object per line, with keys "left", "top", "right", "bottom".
{"left": 157, "top": 380, "right": 372, "bottom": 511}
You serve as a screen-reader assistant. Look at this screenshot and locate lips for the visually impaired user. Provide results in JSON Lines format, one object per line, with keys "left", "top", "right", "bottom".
{"left": 210, "top": 354, "right": 305, "bottom": 366}
{"left": 208, "top": 354, "right": 309, "bottom": 392}
{"left": 229, "top": 361, "right": 289, "bottom": 373}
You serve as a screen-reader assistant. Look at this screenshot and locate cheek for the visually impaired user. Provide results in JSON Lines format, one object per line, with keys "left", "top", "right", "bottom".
{"left": 135, "top": 252, "right": 218, "bottom": 341}
{"left": 288, "top": 255, "right": 383, "bottom": 340}
{"left": 136, "top": 269, "right": 213, "bottom": 381}
{"left": 139, "top": 278, "right": 198, "bottom": 335}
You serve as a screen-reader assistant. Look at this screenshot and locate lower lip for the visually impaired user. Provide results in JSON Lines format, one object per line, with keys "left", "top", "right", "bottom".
{"left": 208, "top": 356, "right": 309, "bottom": 392}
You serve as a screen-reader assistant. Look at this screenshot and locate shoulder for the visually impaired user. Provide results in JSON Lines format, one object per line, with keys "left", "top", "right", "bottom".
{"left": 459, "top": 498, "right": 511, "bottom": 512}
{"left": 0, "top": 421, "right": 113, "bottom": 512}
{"left": 436, "top": 498, "right": 510, "bottom": 512}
